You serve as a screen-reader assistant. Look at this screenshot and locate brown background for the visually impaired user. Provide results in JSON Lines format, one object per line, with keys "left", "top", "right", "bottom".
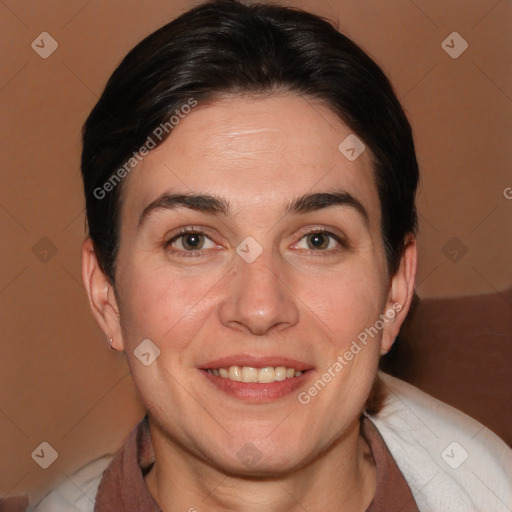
{"left": 0, "top": 0, "right": 511, "bottom": 504}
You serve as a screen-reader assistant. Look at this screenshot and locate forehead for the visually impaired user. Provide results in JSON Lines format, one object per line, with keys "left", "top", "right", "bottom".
{"left": 120, "top": 94, "right": 381, "bottom": 228}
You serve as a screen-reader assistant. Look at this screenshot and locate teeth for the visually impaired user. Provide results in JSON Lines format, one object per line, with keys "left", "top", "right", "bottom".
{"left": 207, "top": 366, "right": 305, "bottom": 383}
{"left": 257, "top": 367, "right": 275, "bottom": 383}
{"left": 242, "top": 367, "right": 258, "bottom": 383}
{"left": 228, "top": 366, "right": 242, "bottom": 381}
{"left": 275, "top": 366, "right": 287, "bottom": 381}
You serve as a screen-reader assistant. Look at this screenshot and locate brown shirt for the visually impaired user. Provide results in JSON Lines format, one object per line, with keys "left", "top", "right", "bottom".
{"left": 93, "top": 415, "right": 420, "bottom": 512}
{"left": 0, "top": 496, "right": 29, "bottom": 512}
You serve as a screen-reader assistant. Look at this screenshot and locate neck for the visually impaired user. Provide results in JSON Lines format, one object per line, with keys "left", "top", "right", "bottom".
{"left": 144, "top": 416, "right": 376, "bottom": 512}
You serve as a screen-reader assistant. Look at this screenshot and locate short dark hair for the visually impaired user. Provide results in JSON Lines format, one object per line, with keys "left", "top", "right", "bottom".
{"left": 81, "top": 0, "right": 419, "bottom": 284}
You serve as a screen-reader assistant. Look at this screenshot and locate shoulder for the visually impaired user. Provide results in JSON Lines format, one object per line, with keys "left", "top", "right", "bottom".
{"left": 27, "top": 455, "right": 113, "bottom": 512}
{"left": 369, "top": 371, "right": 512, "bottom": 512}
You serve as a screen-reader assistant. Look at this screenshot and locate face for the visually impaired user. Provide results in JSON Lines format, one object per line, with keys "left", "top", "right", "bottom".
{"left": 86, "top": 93, "right": 414, "bottom": 476}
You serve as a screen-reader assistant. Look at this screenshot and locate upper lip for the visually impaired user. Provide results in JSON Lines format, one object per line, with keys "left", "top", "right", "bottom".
{"left": 199, "top": 355, "right": 313, "bottom": 372}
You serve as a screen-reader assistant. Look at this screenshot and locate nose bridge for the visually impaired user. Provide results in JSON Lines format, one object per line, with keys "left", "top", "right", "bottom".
{"left": 219, "top": 242, "right": 299, "bottom": 334}
{"left": 236, "top": 241, "right": 284, "bottom": 305}
{"left": 240, "top": 244, "right": 280, "bottom": 293}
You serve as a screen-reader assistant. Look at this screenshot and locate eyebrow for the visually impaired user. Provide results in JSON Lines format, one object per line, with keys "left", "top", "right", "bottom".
{"left": 137, "top": 189, "right": 369, "bottom": 228}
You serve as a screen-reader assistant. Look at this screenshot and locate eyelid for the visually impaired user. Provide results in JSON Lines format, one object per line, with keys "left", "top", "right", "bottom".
{"left": 164, "top": 225, "right": 349, "bottom": 256}
{"left": 293, "top": 226, "right": 349, "bottom": 249}
{"left": 165, "top": 225, "right": 218, "bottom": 244}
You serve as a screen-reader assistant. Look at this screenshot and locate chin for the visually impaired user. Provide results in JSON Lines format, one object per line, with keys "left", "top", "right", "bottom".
{"left": 210, "top": 451, "right": 307, "bottom": 479}
{"left": 201, "top": 433, "right": 315, "bottom": 478}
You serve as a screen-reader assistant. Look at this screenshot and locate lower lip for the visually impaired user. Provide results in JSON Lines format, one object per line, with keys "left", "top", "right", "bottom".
{"left": 200, "top": 369, "right": 313, "bottom": 402}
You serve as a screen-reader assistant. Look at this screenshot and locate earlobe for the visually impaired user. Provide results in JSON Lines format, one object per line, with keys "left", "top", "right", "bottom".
{"left": 81, "top": 238, "right": 124, "bottom": 351}
{"left": 381, "top": 235, "right": 417, "bottom": 353}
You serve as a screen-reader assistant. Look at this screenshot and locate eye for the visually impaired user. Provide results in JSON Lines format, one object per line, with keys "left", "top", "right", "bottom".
{"left": 165, "top": 228, "right": 218, "bottom": 254}
{"left": 294, "top": 229, "right": 346, "bottom": 252}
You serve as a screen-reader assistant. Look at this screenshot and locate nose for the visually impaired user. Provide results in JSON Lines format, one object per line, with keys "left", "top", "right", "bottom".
{"left": 218, "top": 246, "right": 299, "bottom": 335}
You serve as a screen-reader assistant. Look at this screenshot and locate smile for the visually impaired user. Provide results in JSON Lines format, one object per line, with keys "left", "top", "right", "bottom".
{"left": 199, "top": 356, "right": 314, "bottom": 401}
{"left": 206, "top": 366, "right": 303, "bottom": 383}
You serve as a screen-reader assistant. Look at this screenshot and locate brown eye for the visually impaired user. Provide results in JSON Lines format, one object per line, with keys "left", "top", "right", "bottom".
{"left": 180, "top": 232, "right": 205, "bottom": 250}
{"left": 295, "top": 230, "right": 343, "bottom": 252}
{"left": 165, "top": 229, "right": 218, "bottom": 255}
{"left": 306, "top": 232, "right": 330, "bottom": 250}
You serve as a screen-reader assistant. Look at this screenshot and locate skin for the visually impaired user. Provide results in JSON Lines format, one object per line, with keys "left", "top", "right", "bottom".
{"left": 82, "top": 93, "right": 417, "bottom": 511}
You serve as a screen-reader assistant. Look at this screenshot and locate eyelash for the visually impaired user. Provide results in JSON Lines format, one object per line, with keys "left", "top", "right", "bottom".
{"left": 164, "top": 226, "right": 348, "bottom": 257}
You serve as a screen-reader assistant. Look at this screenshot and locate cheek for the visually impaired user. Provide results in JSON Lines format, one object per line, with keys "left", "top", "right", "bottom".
{"left": 295, "top": 262, "right": 385, "bottom": 343}
{"left": 116, "top": 259, "right": 221, "bottom": 350}
{"left": 115, "top": 264, "right": 212, "bottom": 412}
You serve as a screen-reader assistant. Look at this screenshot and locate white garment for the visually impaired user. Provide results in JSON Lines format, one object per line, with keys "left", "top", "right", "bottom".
{"left": 369, "top": 372, "right": 512, "bottom": 512}
{"left": 27, "top": 455, "right": 112, "bottom": 512}
{"left": 28, "top": 372, "right": 512, "bottom": 511}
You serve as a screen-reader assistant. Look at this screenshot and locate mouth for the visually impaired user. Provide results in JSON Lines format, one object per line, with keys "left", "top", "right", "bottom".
{"left": 198, "top": 356, "right": 314, "bottom": 402}
{"left": 205, "top": 365, "right": 304, "bottom": 383}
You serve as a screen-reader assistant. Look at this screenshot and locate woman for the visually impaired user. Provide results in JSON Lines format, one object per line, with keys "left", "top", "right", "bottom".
{"left": 7, "top": 0, "right": 510, "bottom": 510}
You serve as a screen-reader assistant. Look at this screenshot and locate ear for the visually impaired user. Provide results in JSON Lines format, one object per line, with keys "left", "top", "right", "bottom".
{"left": 81, "top": 238, "right": 125, "bottom": 351}
{"left": 380, "top": 234, "right": 417, "bottom": 354}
